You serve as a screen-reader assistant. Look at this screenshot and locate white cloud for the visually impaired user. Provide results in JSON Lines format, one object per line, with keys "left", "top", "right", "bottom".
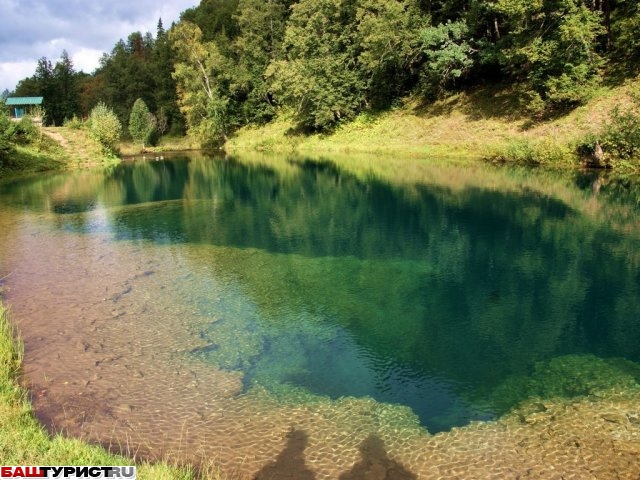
{"left": 0, "top": 61, "right": 38, "bottom": 94}
{"left": 0, "top": 0, "right": 197, "bottom": 92}
{"left": 71, "top": 48, "right": 104, "bottom": 75}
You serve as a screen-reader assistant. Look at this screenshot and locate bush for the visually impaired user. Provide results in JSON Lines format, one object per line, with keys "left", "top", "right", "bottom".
{"left": 6, "top": 117, "right": 39, "bottom": 145}
{"left": 488, "top": 139, "right": 571, "bottom": 166}
{"left": 1, "top": 118, "right": 38, "bottom": 171}
{"left": 89, "top": 103, "right": 121, "bottom": 155}
{"left": 63, "top": 115, "right": 85, "bottom": 129}
{"left": 575, "top": 133, "right": 599, "bottom": 158}
{"left": 601, "top": 104, "right": 640, "bottom": 159}
{"left": 0, "top": 116, "right": 15, "bottom": 166}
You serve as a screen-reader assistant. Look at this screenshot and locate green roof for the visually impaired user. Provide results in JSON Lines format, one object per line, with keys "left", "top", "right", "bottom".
{"left": 6, "top": 97, "right": 43, "bottom": 105}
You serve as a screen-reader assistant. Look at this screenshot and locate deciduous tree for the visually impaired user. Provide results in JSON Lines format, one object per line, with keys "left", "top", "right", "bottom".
{"left": 266, "top": 0, "right": 365, "bottom": 130}
{"left": 170, "top": 21, "right": 235, "bottom": 145}
{"left": 129, "top": 98, "right": 155, "bottom": 150}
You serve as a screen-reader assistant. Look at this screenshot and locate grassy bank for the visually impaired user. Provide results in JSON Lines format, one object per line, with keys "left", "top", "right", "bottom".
{"left": 0, "top": 129, "right": 66, "bottom": 177}
{"left": 0, "top": 125, "right": 120, "bottom": 179}
{"left": 118, "top": 135, "right": 201, "bottom": 157}
{"left": 0, "top": 300, "right": 226, "bottom": 479}
{"left": 226, "top": 78, "right": 640, "bottom": 169}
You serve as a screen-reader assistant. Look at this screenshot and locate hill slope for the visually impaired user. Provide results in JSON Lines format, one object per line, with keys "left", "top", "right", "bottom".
{"left": 227, "top": 78, "right": 640, "bottom": 168}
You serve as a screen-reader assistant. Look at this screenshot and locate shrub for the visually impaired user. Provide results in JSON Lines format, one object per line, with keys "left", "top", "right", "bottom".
{"left": 488, "top": 139, "right": 571, "bottom": 166}
{"left": 89, "top": 102, "right": 121, "bottom": 155}
{"left": 575, "top": 133, "right": 599, "bottom": 157}
{"left": 63, "top": 115, "right": 85, "bottom": 129}
{"left": 601, "top": 104, "right": 640, "bottom": 159}
{"left": 0, "top": 116, "right": 15, "bottom": 166}
{"left": 6, "top": 117, "right": 39, "bottom": 145}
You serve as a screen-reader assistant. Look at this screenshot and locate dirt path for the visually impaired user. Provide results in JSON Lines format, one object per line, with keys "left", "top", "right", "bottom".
{"left": 41, "top": 128, "right": 69, "bottom": 148}
{"left": 42, "top": 126, "right": 113, "bottom": 168}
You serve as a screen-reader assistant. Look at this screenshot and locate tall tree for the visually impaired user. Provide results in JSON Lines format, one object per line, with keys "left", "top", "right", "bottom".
{"left": 231, "top": 0, "right": 290, "bottom": 123}
{"left": 20, "top": 51, "right": 85, "bottom": 125}
{"left": 153, "top": 19, "right": 185, "bottom": 134}
{"left": 52, "top": 50, "right": 79, "bottom": 124}
{"left": 610, "top": 0, "right": 640, "bottom": 69}
{"left": 490, "top": 0, "right": 605, "bottom": 112}
{"left": 96, "top": 32, "right": 156, "bottom": 123}
{"left": 170, "top": 21, "right": 235, "bottom": 145}
{"left": 267, "top": 0, "right": 427, "bottom": 129}
{"left": 355, "top": 0, "right": 428, "bottom": 108}
{"left": 180, "top": 0, "right": 241, "bottom": 42}
{"left": 266, "top": 0, "right": 365, "bottom": 130}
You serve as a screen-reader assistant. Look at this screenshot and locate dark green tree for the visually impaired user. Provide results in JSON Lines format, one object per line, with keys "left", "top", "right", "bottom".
{"left": 93, "top": 25, "right": 185, "bottom": 134}
{"left": 14, "top": 53, "right": 83, "bottom": 125}
{"left": 180, "top": 0, "right": 240, "bottom": 42}
{"left": 52, "top": 50, "right": 79, "bottom": 124}
{"left": 231, "top": 0, "right": 290, "bottom": 123}
{"left": 152, "top": 19, "right": 185, "bottom": 134}
{"left": 355, "top": 0, "right": 428, "bottom": 109}
{"left": 96, "top": 32, "right": 156, "bottom": 123}
{"left": 14, "top": 57, "right": 54, "bottom": 124}
{"left": 610, "top": 0, "right": 640, "bottom": 70}
{"left": 420, "top": 19, "right": 474, "bottom": 95}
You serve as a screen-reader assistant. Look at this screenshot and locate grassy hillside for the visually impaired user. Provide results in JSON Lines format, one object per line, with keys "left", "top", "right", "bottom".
{"left": 227, "top": 78, "right": 640, "bottom": 169}
{"left": 41, "top": 127, "right": 117, "bottom": 169}
{"left": 0, "top": 123, "right": 119, "bottom": 178}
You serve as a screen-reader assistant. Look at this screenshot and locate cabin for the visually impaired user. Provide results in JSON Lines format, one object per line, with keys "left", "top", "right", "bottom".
{"left": 5, "top": 97, "right": 44, "bottom": 122}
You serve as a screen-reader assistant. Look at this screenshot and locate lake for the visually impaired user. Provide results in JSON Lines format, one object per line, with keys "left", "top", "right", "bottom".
{"left": 0, "top": 152, "right": 639, "bottom": 478}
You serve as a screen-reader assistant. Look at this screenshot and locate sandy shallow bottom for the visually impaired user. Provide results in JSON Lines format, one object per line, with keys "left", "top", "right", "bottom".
{"left": 0, "top": 211, "right": 639, "bottom": 479}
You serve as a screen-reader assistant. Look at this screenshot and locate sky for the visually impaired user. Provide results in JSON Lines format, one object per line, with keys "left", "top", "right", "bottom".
{"left": 0, "top": 0, "right": 199, "bottom": 93}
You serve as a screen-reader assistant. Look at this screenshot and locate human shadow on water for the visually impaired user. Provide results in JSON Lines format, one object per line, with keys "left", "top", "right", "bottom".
{"left": 339, "top": 434, "right": 416, "bottom": 480}
{"left": 253, "top": 429, "right": 316, "bottom": 480}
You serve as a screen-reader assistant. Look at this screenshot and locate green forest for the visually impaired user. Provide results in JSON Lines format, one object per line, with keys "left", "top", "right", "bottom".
{"left": 4, "top": 0, "right": 640, "bottom": 146}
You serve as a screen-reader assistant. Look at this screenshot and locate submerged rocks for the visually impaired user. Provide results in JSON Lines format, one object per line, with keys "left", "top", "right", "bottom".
{"left": 490, "top": 354, "right": 640, "bottom": 415}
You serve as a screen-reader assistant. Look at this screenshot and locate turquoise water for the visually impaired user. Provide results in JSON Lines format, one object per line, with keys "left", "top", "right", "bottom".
{"left": 2, "top": 154, "right": 640, "bottom": 434}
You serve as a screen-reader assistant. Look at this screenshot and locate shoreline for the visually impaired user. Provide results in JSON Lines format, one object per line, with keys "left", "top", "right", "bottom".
{"left": 0, "top": 299, "right": 215, "bottom": 478}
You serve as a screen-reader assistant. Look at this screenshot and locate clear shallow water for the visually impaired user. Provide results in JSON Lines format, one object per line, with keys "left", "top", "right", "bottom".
{"left": 1, "top": 153, "right": 640, "bottom": 441}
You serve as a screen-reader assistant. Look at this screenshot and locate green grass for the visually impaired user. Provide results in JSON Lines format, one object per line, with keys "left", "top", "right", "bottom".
{"left": 227, "top": 77, "right": 640, "bottom": 169}
{"left": 45, "top": 126, "right": 119, "bottom": 169}
{"left": 0, "top": 301, "right": 226, "bottom": 479}
{"left": 0, "top": 134, "right": 66, "bottom": 177}
{"left": 0, "top": 124, "right": 120, "bottom": 178}
{"left": 119, "top": 135, "right": 202, "bottom": 157}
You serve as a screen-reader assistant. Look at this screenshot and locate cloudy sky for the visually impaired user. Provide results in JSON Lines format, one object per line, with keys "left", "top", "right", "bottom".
{"left": 0, "top": 0, "right": 198, "bottom": 93}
